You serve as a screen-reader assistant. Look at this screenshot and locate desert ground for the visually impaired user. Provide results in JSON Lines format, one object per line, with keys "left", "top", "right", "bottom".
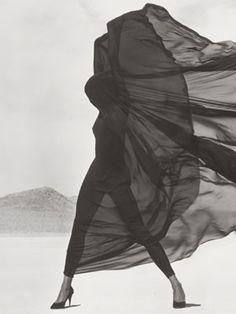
{"left": 0, "top": 232, "right": 235, "bottom": 314}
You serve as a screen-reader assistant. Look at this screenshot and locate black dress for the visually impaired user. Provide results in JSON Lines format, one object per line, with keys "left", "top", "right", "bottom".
{"left": 63, "top": 3, "right": 236, "bottom": 275}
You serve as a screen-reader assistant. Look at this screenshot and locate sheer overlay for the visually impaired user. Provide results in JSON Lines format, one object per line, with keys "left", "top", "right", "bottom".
{"left": 65, "top": 4, "right": 236, "bottom": 274}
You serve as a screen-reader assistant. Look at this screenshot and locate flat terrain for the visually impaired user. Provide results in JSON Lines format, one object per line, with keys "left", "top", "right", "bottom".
{"left": 0, "top": 233, "right": 235, "bottom": 314}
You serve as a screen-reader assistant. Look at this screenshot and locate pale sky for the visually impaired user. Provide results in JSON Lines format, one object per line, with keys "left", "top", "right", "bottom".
{"left": 1, "top": 0, "right": 236, "bottom": 197}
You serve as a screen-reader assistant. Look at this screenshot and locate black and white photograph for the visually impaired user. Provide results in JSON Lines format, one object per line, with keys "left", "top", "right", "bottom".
{"left": 1, "top": 1, "right": 236, "bottom": 313}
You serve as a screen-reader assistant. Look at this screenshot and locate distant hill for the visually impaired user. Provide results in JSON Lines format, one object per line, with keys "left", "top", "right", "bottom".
{"left": 0, "top": 187, "right": 76, "bottom": 234}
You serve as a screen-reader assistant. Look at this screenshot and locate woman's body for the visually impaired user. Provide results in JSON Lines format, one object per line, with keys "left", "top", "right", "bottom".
{"left": 51, "top": 3, "right": 236, "bottom": 309}
{"left": 52, "top": 73, "right": 186, "bottom": 308}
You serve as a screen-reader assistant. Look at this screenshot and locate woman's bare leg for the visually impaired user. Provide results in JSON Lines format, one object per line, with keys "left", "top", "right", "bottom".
{"left": 52, "top": 275, "right": 73, "bottom": 303}
{"left": 168, "top": 274, "right": 186, "bottom": 303}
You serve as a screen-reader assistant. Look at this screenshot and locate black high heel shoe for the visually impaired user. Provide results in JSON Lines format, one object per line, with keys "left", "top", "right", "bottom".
{"left": 173, "top": 300, "right": 186, "bottom": 308}
{"left": 50, "top": 286, "right": 74, "bottom": 309}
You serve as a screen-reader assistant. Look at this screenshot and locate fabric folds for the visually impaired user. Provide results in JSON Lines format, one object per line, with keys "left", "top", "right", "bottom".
{"left": 71, "top": 4, "right": 236, "bottom": 274}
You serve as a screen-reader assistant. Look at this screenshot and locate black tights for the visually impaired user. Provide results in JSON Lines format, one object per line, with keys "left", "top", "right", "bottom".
{"left": 110, "top": 184, "right": 175, "bottom": 279}
{"left": 64, "top": 172, "right": 175, "bottom": 279}
{"left": 64, "top": 116, "right": 175, "bottom": 279}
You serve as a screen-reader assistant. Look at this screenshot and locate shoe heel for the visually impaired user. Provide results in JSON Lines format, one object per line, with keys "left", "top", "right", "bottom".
{"left": 68, "top": 286, "right": 74, "bottom": 307}
{"left": 68, "top": 295, "right": 72, "bottom": 307}
{"left": 173, "top": 300, "right": 186, "bottom": 308}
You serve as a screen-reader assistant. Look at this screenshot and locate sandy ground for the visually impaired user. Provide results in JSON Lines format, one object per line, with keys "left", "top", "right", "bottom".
{"left": 0, "top": 233, "right": 235, "bottom": 314}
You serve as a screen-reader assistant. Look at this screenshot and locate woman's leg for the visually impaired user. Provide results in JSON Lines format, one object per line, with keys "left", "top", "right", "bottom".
{"left": 109, "top": 184, "right": 186, "bottom": 303}
{"left": 52, "top": 160, "right": 107, "bottom": 303}
{"left": 52, "top": 110, "right": 130, "bottom": 303}
{"left": 93, "top": 110, "right": 186, "bottom": 302}
{"left": 145, "top": 242, "right": 185, "bottom": 302}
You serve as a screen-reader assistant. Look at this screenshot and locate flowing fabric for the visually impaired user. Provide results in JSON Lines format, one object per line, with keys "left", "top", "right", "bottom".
{"left": 67, "top": 4, "right": 236, "bottom": 274}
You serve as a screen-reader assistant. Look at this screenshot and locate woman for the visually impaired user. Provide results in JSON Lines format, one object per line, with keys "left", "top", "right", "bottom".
{"left": 51, "top": 3, "right": 236, "bottom": 309}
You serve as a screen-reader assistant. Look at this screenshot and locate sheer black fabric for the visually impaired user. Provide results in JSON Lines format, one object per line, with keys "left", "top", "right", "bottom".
{"left": 64, "top": 3, "right": 236, "bottom": 275}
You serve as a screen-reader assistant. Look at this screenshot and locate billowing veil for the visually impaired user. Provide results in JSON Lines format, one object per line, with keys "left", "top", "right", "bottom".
{"left": 70, "top": 4, "right": 236, "bottom": 274}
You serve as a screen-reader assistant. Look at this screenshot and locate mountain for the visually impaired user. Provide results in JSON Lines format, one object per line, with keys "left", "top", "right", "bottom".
{"left": 0, "top": 187, "right": 76, "bottom": 234}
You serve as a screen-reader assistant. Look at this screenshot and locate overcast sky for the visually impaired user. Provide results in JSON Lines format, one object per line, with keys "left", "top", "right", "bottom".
{"left": 0, "top": 0, "right": 236, "bottom": 197}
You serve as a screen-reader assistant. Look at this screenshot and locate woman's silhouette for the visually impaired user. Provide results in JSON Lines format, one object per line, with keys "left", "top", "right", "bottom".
{"left": 51, "top": 3, "right": 236, "bottom": 309}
